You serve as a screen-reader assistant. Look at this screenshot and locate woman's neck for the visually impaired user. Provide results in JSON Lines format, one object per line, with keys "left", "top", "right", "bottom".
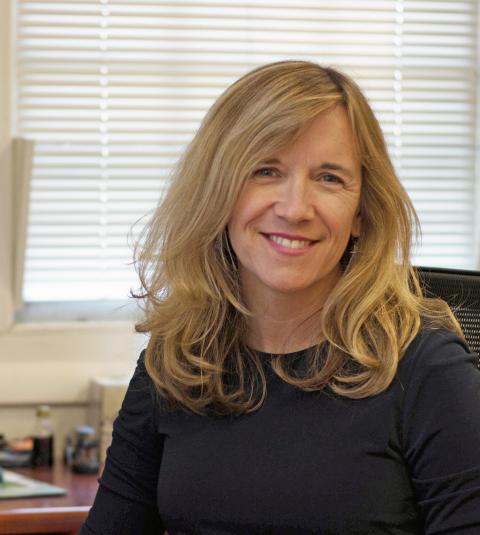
{"left": 244, "top": 289, "right": 327, "bottom": 355}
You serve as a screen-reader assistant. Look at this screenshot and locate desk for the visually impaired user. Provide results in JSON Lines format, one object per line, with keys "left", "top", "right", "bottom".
{"left": 0, "top": 464, "right": 99, "bottom": 535}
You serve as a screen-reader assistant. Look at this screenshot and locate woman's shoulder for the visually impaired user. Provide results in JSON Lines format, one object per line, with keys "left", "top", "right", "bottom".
{"left": 397, "top": 326, "right": 478, "bottom": 387}
{"left": 119, "top": 349, "right": 160, "bottom": 416}
{"left": 127, "top": 349, "right": 151, "bottom": 389}
{"left": 131, "top": 350, "right": 199, "bottom": 418}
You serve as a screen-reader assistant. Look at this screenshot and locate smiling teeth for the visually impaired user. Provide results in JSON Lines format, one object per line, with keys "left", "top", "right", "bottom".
{"left": 269, "top": 235, "right": 311, "bottom": 249}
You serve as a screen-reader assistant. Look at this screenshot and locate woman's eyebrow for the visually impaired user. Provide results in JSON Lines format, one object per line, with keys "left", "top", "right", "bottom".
{"left": 257, "top": 158, "right": 281, "bottom": 165}
{"left": 318, "top": 162, "right": 355, "bottom": 179}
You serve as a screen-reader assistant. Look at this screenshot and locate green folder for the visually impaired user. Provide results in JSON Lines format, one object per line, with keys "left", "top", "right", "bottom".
{"left": 0, "top": 468, "right": 67, "bottom": 499}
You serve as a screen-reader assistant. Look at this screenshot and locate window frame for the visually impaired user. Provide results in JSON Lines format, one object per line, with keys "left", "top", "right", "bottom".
{"left": 8, "top": 0, "right": 480, "bottom": 325}
{"left": 0, "top": 0, "right": 14, "bottom": 332}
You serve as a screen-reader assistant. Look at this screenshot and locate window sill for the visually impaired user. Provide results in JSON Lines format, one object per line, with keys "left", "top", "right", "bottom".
{"left": 14, "top": 299, "right": 140, "bottom": 324}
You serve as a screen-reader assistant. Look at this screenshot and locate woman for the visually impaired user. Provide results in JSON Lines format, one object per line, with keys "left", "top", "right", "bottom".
{"left": 81, "top": 61, "right": 480, "bottom": 534}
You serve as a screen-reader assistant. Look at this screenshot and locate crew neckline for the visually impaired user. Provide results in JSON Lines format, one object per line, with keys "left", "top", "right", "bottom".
{"left": 249, "top": 345, "right": 319, "bottom": 359}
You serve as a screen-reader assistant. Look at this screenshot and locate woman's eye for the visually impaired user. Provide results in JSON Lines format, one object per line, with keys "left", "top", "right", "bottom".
{"left": 321, "top": 173, "right": 342, "bottom": 184}
{"left": 253, "top": 167, "right": 277, "bottom": 177}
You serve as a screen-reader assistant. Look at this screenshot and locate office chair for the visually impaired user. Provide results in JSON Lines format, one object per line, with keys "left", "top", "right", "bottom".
{"left": 416, "top": 266, "right": 480, "bottom": 364}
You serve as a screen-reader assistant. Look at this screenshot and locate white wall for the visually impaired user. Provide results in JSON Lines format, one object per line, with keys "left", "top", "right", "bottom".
{"left": 1, "top": 322, "right": 145, "bottom": 458}
{"left": 0, "top": 0, "right": 143, "bottom": 457}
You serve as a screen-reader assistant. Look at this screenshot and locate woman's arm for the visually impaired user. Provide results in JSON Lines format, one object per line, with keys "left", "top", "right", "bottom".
{"left": 80, "top": 351, "right": 165, "bottom": 535}
{"left": 401, "top": 330, "right": 480, "bottom": 534}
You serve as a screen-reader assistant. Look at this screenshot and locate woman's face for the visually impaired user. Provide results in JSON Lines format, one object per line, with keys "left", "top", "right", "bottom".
{"left": 227, "top": 105, "right": 362, "bottom": 303}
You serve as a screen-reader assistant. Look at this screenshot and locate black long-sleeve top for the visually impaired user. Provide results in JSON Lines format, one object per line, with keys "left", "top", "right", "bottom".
{"left": 80, "top": 328, "right": 480, "bottom": 534}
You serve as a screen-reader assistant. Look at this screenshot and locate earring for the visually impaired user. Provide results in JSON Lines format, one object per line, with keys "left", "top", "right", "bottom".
{"left": 340, "top": 236, "right": 358, "bottom": 267}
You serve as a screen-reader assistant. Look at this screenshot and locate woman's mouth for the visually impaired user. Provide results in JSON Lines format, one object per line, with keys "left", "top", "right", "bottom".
{"left": 263, "top": 233, "right": 316, "bottom": 250}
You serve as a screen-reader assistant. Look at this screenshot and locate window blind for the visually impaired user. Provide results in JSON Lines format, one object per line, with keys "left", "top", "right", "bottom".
{"left": 15, "top": 0, "right": 478, "bottom": 302}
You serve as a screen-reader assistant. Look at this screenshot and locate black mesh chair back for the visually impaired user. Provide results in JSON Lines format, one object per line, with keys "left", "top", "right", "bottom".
{"left": 416, "top": 266, "right": 480, "bottom": 363}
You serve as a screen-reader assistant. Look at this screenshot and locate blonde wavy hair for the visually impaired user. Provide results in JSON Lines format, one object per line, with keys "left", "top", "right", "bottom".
{"left": 134, "top": 60, "right": 462, "bottom": 416}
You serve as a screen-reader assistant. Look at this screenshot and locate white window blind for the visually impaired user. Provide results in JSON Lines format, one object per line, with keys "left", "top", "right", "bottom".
{"left": 14, "top": 0, "right": 478, "bottom": 302}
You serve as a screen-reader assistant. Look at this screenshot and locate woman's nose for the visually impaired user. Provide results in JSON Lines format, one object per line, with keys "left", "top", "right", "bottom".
{"left": 273, "top": 175, "right": 315, "bottom": 223}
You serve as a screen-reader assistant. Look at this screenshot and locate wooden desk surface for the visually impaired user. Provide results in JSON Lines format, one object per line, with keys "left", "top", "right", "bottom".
{"left": 0, "top": 464, "right": 99, "bottom": 535}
